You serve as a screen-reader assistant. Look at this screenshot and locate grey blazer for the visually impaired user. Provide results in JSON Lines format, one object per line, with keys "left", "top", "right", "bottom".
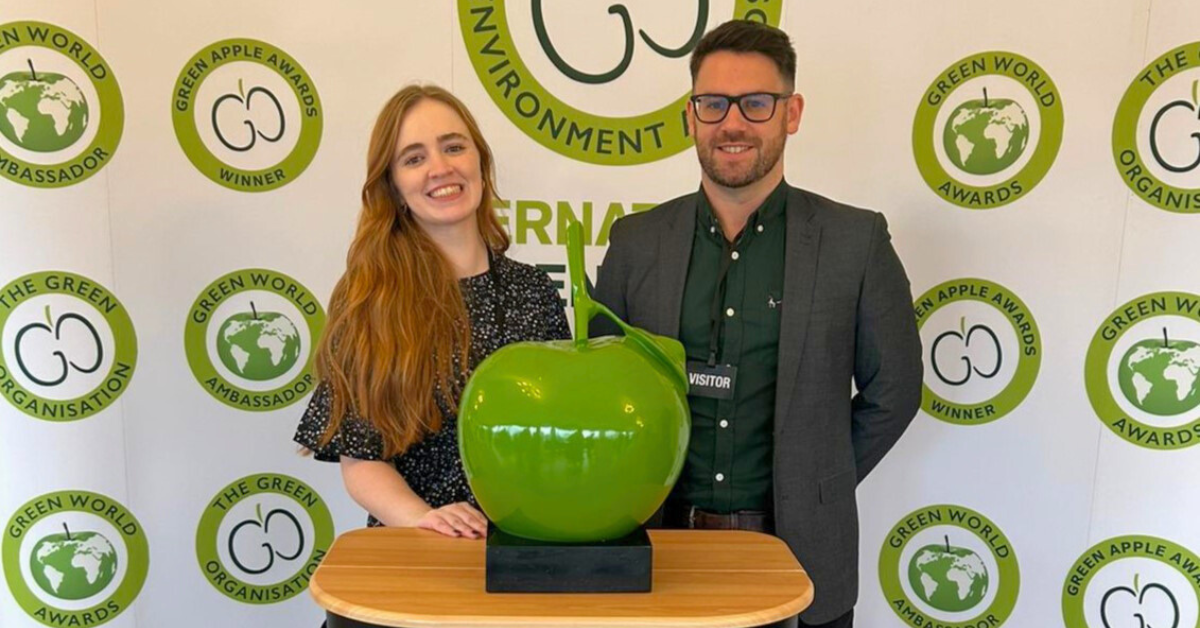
{"left": 593, "top": 184, "right": 923, "bottom": 623}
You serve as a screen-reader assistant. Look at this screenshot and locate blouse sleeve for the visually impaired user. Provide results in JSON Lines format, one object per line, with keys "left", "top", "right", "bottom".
{"left": 293, "top": 383, "right": 385, "bottom": 462}
{"left": 537, "top": 271, "right": 572, "bottom": 341}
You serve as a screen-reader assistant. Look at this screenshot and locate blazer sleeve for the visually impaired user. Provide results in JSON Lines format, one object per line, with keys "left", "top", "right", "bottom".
{"left": 591, "top": 215, "right": 632, "bottom": 338}
{"left": 850, "top": 213, "right": 923, "bottom": 482}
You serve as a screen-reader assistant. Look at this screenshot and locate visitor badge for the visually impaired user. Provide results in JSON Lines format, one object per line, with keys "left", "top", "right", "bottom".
{"left": 686, "top": 362, "right": 737, "bottom": 399}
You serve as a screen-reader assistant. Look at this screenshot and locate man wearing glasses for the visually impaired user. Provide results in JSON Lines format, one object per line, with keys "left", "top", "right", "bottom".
{"left": 594, "top": 20, "right": 922, "bottom": 628}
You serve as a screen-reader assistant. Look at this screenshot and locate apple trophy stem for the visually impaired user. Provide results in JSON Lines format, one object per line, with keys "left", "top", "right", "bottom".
{"left": 62, "top": 522, "right": 72, "bottom": 541}
{"left": 566, "top": 220, "right": 593, "bottom": 348}
{"left": 27, "top": 59, "right": 37, "bottom": 81}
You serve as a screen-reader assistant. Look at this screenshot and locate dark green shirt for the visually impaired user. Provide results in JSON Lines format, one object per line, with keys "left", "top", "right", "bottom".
{"left": 675, "top": 180, "right": 787, "bottom": 513}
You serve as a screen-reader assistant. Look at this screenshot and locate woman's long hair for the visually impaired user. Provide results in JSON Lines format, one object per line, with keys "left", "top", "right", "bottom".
{"left": 314, "top": 85, "right": 509, "bottom": 458}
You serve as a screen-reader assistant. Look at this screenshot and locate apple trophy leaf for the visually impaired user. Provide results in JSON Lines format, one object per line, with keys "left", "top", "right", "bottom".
{"left": 566, "top": 219, "right": 687, "bottom": 391}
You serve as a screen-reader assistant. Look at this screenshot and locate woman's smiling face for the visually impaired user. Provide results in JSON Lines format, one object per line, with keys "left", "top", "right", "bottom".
{"left": 391, "top": 98, "right": 485, "bottom": 232}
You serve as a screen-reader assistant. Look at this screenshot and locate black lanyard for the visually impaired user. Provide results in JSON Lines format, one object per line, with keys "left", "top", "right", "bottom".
{"left": 485, "top": 249, "right": 506, "bottom": 336}
{"left": 705, "top": 224, "right": 757, "bottom": 367}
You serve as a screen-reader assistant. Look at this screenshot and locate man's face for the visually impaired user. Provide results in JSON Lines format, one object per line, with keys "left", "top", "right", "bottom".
{"left": 689, "top": 51, "right": 803, "bottom": 189}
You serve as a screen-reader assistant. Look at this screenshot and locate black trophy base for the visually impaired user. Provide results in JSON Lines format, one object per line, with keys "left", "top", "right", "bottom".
{"left": 485, "top": 526, "right": 652, "bottom": 593}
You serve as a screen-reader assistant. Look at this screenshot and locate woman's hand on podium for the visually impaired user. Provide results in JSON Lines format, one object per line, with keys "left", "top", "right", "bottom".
{"left": 416, "top": 502, "right": 489, "bottom": 539}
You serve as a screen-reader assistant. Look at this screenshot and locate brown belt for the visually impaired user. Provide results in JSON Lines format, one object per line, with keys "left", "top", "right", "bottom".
{"left": 667, "top": 503, "right": 774, "bottom": 533}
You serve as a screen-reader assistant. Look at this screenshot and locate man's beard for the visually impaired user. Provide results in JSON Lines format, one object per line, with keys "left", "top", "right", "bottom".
{"left": 697, "top": 127, "right": 786, "bottom": 188}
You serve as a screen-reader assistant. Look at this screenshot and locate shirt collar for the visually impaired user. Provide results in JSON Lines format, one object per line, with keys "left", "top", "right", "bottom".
{"left": 696, "top": 179, "right": 788, "bottom": 241}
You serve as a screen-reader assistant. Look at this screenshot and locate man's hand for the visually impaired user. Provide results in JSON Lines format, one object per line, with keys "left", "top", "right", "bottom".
{"left": 415, "top": 502, "right": 489, "bottom": 539}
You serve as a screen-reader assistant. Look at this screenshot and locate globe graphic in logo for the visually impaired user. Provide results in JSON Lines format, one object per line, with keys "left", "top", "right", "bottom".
{"left": 942, "top": 89, "right": 1029, "bottom": 176}
{"left": 1118, "top": 328, "right": 1200, "bottom": 416}
{"left": 907, "top": 538, "right": 989, "bottom": 612}
{"left": 215, "top": 303, "right": 301, "bottom": 381}
{"left": 29, "top": 526, "right": 118, "bottom": 600}
{"left": 0, "top": 61, "right": 89, "bottom": 152}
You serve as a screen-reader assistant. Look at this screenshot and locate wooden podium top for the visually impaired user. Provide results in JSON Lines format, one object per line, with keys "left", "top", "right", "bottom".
{"left": 311, "top": 527, "right": 813, "bottom": 628}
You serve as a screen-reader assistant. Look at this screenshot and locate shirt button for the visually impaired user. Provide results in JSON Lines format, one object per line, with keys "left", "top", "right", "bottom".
{"left": 756, "top": 225, "right": 764, "bottom": 233}
{"left": 726, "top": 307, "right": 735, "bottom": 317}
{"left": 719, "top": 419, "right": 729, "bottom": 428}
{"left": 731, "top": 251, "right": 740, "bottom": 261}
{"left": 715, "top": 473, "right": 725, "bottom": 482}
{"left": 710, "top": 226, "right": 716, "bottom": 234}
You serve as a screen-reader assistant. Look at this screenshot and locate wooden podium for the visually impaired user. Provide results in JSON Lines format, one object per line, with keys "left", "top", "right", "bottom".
{"left": 310, "top": 527, "right": 813, "bottom": 628}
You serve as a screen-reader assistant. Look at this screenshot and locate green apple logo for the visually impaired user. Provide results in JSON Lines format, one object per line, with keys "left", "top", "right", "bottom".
{"left": 931, "top": 316, "right": 1002, "bottom": 387}
{"left": 1149, "top": 79, "right": 1200, "bottom": 174}
{"left": 943, "top": 88, "right": 1029, "bottom": 175}
{"left": 1117, "top": 327, "right": 1200, "bottom": 416}
{"left": 212, "top": 78, "right": 285, "bottom": 153}
{"left": 29, "top": 523, "right": 118, "bottom": 600}
{"left": 459, "top": 221, "right": 690, "bottom": 542}
{"left": 215, "top": 302, "right": 301, "bottom": 381}
{"left": 531, "top": 0, "right": 707, "bottom": 84}
{"left": 227, "top": 503, "right": 304, "bottom": 575}
{"left": 907, "top": 535, "right": 990, "bottom": 612}
{"left": 0, "top": 59, "right": 89, "bottom": 152}
{"left": 14, "top": 305, "right": 103, "bottom": 387}
{"left": 1100, "top": 574, "right": 1179, "bottom": 628}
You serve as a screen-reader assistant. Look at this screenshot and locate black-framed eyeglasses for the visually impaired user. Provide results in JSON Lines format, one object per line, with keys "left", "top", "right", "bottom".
{"left": 690, "top": 92, "right": 792, "bottom": 123}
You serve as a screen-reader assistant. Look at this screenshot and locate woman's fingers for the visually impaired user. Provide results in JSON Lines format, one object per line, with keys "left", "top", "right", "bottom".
{"left": 416, "top": 515, "right": 460, "bottom": 538}
{"left": 439, "top": 510, "right": 480, "bottom": 538}
{"left": 448, "top": 503, "right": 489, "bottom": 535}
{"left": 415, "top": 503, "right": 488, "bottom": 539}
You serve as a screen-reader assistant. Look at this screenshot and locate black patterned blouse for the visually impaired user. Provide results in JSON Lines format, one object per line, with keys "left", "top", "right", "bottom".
{"left": 294, "top": 254, "right": 571, "bottom": 526}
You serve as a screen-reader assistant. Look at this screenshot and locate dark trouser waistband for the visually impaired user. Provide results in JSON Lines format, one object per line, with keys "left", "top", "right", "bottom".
{"left": 662, "top": 502, "right": 774, "bottom": 533}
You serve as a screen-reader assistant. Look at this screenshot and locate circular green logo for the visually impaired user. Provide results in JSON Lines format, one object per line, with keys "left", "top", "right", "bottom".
{"left": 1113, "top": 42, "right": 1200, "bottom": 214}
{"left": 914, "top": 279, "right": 1041, "bottom": 425}
{"left": 881, "top": 505, "right": 1019, "bottom": 627}
{"left": 184, "top": 269, "right": 323, "bottom": 411}
{"left": 0, "top": 21, "right": 123, "bottom": 188}
{"left": 3, "top": 491, "right": 149, "bottom": 627}
{"left": 1085, "top": 292, "right": 1200, "bottom": 450}
{"left": 172, "top": 39, "right": 322, "bottom": 192}
{"left": 0, "top": 271, "right": 137, "bottom": 422}
{"left": 196, "top": 473, "right": 334, "bottom": 604}
{"left": 1063, "top": 535, "right": 1200, "bottom": 627}
{"left": 458, "top": 1, "right": 780, "bottom": 165}
{"left": 913, "top": 51, "right": 1063, "bottom": 209}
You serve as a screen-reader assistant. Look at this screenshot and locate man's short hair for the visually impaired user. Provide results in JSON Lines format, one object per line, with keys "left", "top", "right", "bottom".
{"left": 689, "top": 20, "right": 796, "bottom": 89}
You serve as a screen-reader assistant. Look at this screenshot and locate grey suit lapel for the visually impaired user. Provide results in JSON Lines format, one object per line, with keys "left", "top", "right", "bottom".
{"left": 774, "top": 187, "right": 820, "bottom": 426}
{"left": 656, "top": 196, "right": 697, "bottom": 338}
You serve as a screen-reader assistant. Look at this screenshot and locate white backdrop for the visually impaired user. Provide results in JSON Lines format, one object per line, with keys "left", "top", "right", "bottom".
{"left": 1, "top": 1, "right": 1198, "bottom": 627}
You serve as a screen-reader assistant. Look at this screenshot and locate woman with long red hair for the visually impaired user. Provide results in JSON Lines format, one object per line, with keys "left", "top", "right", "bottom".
{"left": 294, "top": 85, "right": 569, "bottom": 538}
